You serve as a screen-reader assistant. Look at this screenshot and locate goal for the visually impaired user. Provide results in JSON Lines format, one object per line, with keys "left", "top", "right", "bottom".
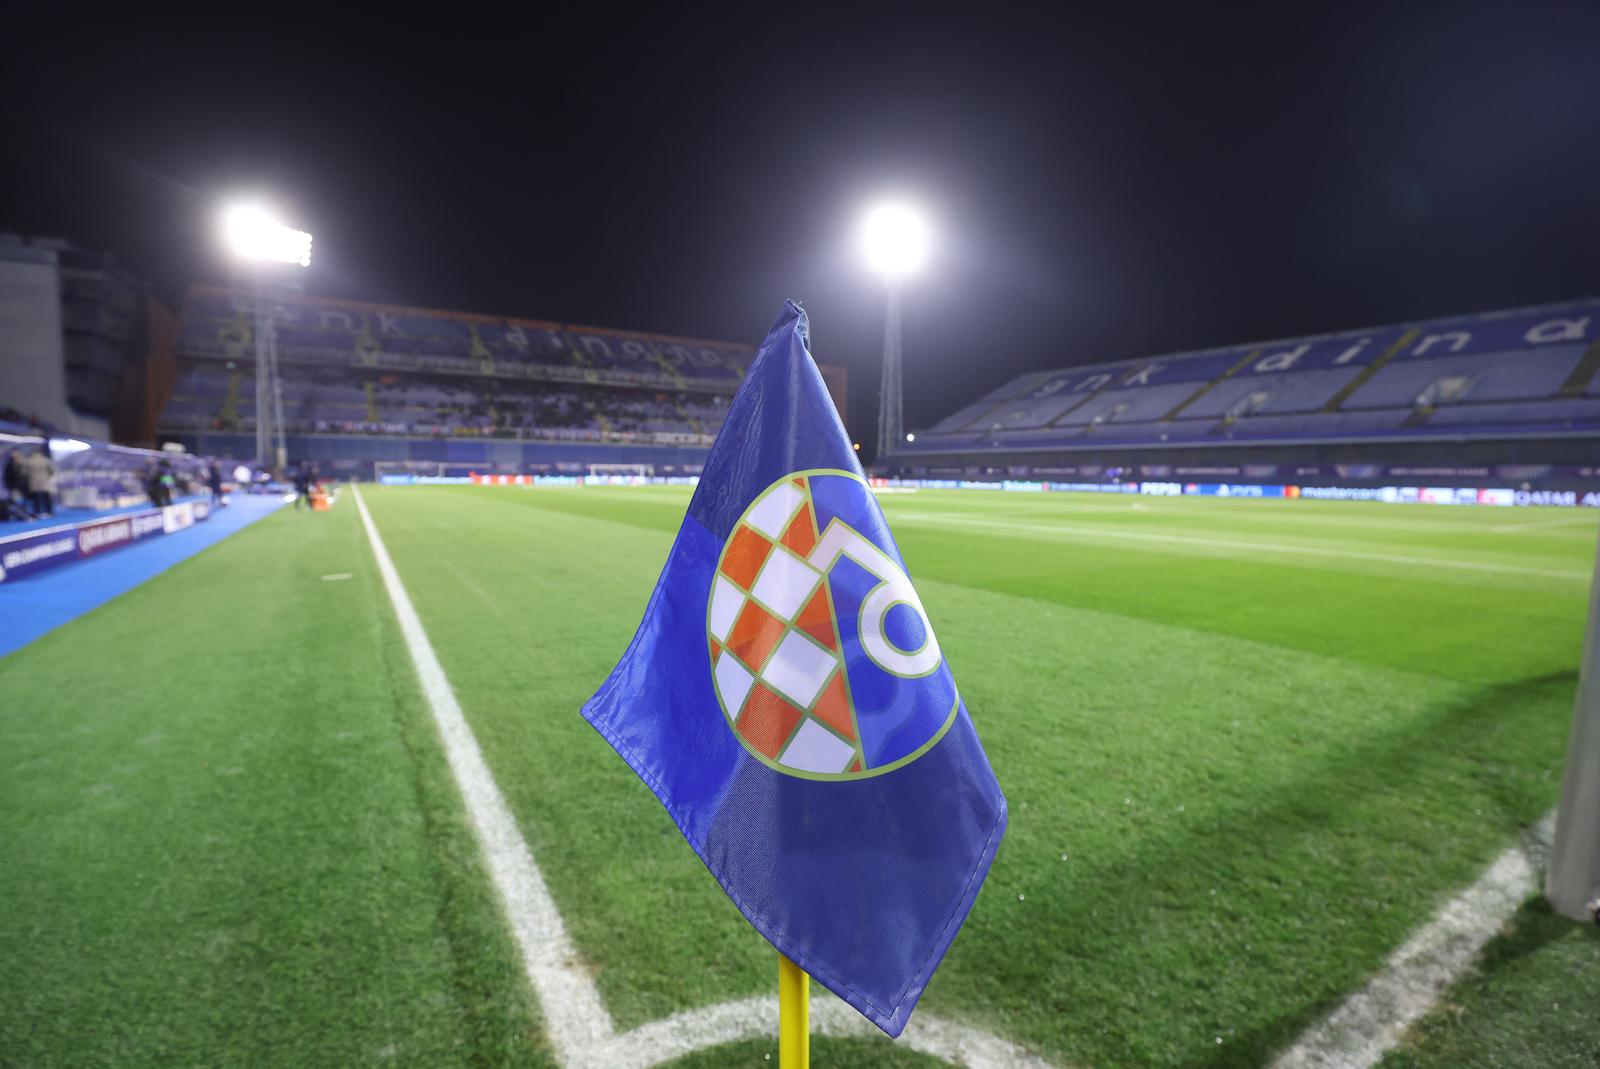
{"left": 373, "top": 461, "right": 480, "bottom": 483}
{"left": 586, "top": 463, "right": 653, "bottom": 485}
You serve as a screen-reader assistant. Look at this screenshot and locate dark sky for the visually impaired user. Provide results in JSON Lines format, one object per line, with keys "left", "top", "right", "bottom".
{"left": 4, "top": 2, "right": 1598, "bottom": 445}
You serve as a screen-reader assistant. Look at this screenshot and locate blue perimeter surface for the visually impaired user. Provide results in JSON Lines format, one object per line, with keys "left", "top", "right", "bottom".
{"left": 0, "top": 494, "right": 286, "bottom": 658}
{"left": 0, "top": 498, "right": 162, "bottom": 540}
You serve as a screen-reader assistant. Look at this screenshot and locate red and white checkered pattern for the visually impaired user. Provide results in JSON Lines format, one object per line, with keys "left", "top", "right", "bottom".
{"left": 708, "top": 476, "right": 862, "bottom": 775}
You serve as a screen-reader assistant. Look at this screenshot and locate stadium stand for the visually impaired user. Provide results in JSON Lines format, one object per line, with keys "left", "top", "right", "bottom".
{"left": 156, "top": 285, "right": 829, "bottom": 476}
{"left": 894, "top": 300, "right": 1600, "bottom": 479}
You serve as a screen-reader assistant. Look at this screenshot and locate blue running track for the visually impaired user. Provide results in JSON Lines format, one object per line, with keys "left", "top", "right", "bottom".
{"left": 0, "top": 494, "right": 286, "bottom": 658}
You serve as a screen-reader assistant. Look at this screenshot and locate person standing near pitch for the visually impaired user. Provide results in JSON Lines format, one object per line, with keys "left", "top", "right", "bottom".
{"left": 293, "top": 463, "right": 317, "bottom": 511}
{"left": 22, "top": 444, "right": 56, "bottom": 517}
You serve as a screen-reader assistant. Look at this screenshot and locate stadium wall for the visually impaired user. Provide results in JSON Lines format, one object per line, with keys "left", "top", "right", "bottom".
{"left": 885, "top": 436, "right": 1600, "bottom": 492}
{"left": 117, "top": 295, "right": 179, "bottom": 447}
{"left": 887, "top": 433, "right": 1600, "bottom": 469}
{"left": 0, "top": 243, "right": 74, "bottom": 431}
{"left": 0, "top": 497, "right": 215, "bottom": 585}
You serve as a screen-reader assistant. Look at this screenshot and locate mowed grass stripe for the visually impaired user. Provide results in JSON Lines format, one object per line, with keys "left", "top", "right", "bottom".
{"left": 885, "top": 510, "right": 1589, "bottom": 583}
{"left": 885, "top": 493, "right": 1598, "bottom": 551}
{"left": 0, "top": 502, "right": 547, "bottom": 1068}
{"left": 902, "top": 576, "right": 1567, "bottom": 1068}
{"left": 451, "top": 485, "right": 1595, "bottom": 577}
{"left": 358, "top": 486, "right": 1578, "bottom": 1068}
{"left": 891, "top": 532, "right": 1583, "bottom": 685}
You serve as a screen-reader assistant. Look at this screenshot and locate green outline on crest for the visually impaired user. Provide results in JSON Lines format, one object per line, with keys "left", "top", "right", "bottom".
{"left": 876, "top": 597, "right": 932, "bottom": 660}
{"left": 704, "top": 466, "right": 960, "bottom": 781}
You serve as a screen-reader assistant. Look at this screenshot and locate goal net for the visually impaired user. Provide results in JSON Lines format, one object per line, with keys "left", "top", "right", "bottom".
{"left": 587, "top": 462, "right": 652, "bottom": 485}
{"left": 374, "top": 461, "right": 483, "bottom": 483}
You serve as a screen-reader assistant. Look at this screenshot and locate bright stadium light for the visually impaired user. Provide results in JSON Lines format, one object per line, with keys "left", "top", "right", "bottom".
{"left": 860, "top": 201, "right": 929, "bottom": 279}
{"left": 905, "top": 432, "right": 916, "bottom": 443}
{"left": 860, "top": 200, "right": 929, "bottom": 462}
{"left": 220, "top": 202, "right": 313, "bottom": 267}
{"left": 220, "top": 199, "right": 311, "bottom": 475}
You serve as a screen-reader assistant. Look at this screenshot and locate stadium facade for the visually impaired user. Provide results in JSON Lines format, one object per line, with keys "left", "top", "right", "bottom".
{"left": 3, "top": 239, "right": 1593, "bottom": 497}
{"left": 891, "top": 299, "right": 1600, "bottom": 491}
{"left": 0, "top": 234, "right": 177, "bottom": 442}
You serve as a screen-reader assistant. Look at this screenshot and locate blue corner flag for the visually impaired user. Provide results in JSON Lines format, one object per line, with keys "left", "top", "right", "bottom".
{"left": 582, "top": 301, "right": 1007, "bottom": 1037}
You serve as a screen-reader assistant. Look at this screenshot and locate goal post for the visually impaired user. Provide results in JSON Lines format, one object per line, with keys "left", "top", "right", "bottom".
{"left": 587, "top": 462, "right": 652, "bottom": 484}
{"left": 374, "top": 460, "right": 444, "bottom": 482}
{"left": 373, "top": 461, "right": 484, "bottom": 483}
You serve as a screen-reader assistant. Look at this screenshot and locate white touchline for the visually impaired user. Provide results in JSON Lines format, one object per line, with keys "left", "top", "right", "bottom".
{"left": 351, "top": 486, "right": 1066, "bottom": 1069}
{"left": 889, "top": 512, "right": 1590, "bottom": 581}
{"left": 1270, "top": 813, "right": 1555, "bottom": 1069}
{"left": 352, "top": 485, "right": 614, "bottom": 1060}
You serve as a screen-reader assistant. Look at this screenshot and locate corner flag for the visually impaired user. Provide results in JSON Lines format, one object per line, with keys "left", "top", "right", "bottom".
{"left": 581, "top": 301, "right": 1007, "bottom": 1037}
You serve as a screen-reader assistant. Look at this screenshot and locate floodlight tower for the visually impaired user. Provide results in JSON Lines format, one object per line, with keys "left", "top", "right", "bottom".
{"left": 220, "top": 203, "right": 313, "bottom": 474}
{"left": 861, "top": 202, "right": 928, "bottom": 464}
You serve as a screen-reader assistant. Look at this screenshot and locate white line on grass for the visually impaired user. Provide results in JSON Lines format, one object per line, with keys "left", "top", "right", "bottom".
{"left": 598, "top": 996, "right": 1065, "bottom": 1069}
{"left": 1271, "top": 813, "right": 1555, "bottom": 1069}
{"left": 352, "top": 486, "right": 614, "bottom": 1060}
{"left": 1489, "top": 515, "right": 1597, "bottom": 534}
{"left": 889, "top": 512, "right": 1590, "bottom": 581}
{"left": 351, "top": 485, "right": 1065, "bottom": 1069}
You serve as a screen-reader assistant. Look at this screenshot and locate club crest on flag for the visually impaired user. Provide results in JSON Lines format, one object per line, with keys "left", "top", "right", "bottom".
{"left": 707, "top": 468, "right": 958, "bottom": 779}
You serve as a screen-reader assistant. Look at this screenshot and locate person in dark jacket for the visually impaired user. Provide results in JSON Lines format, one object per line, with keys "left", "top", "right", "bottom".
{"left": 156, "top": 459, "right": 176, "bottom": 507}
{"left": 2, "top": 449, "right": 33, "bottom": 521}
{"left": 207, "top": 462, "right": 224, "bottom": 507}
{"left": 293, "top": 464, "right": 314, "bottom": 511}
{"left": 144, "top": 462, "right": 163, "bottom": 507}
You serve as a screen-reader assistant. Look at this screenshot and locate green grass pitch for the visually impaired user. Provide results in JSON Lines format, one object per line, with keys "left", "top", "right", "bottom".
{"left": 2, "top": 484, "right": 1597, "bottom": 1067}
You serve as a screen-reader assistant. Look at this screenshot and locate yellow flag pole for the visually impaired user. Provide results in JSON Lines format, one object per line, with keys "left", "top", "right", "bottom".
{"left": 778, "top": 954, "right": 810, "bottom": 1068}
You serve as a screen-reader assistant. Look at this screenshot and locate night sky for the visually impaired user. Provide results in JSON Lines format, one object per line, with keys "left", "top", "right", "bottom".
{"left": 4, "top": 2, "right": 1598, "bottom": 445}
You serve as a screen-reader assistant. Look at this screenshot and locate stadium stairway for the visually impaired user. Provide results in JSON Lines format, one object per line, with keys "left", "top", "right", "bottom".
{"left": 1320, "top": 327, "right": 1420, "bottom": 411}
{"left": 676, "top": 400, "right": 704, "bottom": 435}
{"left": 1401, "top": 405, "right": 1435, "bottom": 428}
{"left": 221, "top": 369, "right": 242, "bottom": 426}
{"left": 1558, "top": 339, "right": 1600, "bottom": 395}
{"left": 1162, "top": 347, "right": 1261, "bottom": 420}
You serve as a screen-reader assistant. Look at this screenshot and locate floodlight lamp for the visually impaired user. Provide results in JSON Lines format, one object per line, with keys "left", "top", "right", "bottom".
{"left": 221, "top": 203, "right": 313, "bottom": 267}
{"left": 860, "top": 202, "right": 929, "bottom": 278}
{"left": 905, "top": 432, "right": 916, "bottom": 443}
